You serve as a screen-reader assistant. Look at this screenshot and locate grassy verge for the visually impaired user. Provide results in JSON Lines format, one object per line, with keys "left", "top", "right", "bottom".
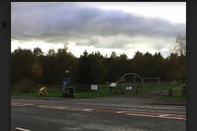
{"left": 11, "top": 87, "right": 121, "bottom": 99}
{"left": 161, "top": 95, "right": 186, "bottom": 101}
{"left": 11, "top": 82, "right": 186, "bottom": 101}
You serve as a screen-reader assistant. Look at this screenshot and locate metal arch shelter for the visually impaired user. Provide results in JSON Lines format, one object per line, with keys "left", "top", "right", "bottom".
{"left": 121, "top": 72, "right": 148, "bottom": 93}
{"left": 121, "top": 72, "right": 144, "bottom": 83}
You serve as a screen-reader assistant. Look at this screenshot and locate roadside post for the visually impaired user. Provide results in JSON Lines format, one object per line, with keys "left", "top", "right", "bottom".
{"left": 136, "top": 85, "right": 139, "bottom": 95}
{"left": 61, "top": 70, "right": 74, "bottom": 98}
{"left": 68, "top": 87, "right": 74, "bottom": 98}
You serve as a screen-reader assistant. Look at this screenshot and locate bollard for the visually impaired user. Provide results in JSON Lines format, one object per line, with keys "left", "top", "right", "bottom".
{"left": 168, "top": 88, "right": 173, "bottom": 96}
{"left": 68, "top": 87, "right": 74, "bottom": 98}
{"left": 136, "top": 86, "right": 139, "bottom": 95}
{"left": 62, "top": 89, "right": 68, "bottom": 97}
{"left": 181, "top": 86, "right": 186, "bottom": 96}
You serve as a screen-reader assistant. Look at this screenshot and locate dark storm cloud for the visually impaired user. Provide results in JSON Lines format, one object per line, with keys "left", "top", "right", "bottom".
{"left": 11, "top": 2, "right": 186, "bottom": 49}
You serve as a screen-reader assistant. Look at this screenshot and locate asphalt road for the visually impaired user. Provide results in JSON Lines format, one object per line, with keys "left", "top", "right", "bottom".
{"left": 11, "top": 96, "right": 186, "bottom": 131}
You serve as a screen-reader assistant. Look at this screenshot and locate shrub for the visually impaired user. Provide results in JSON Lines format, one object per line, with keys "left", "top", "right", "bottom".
{"left": 16, "top": 79, "right": 35, "bottom": 93}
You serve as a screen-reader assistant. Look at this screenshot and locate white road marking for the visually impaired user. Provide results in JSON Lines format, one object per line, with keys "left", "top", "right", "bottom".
{"left": 161, "top": 116, "right": 186, "bottom": 120}
{"left": 127, "top": 113, "right": 156, "bottom": 117}
{"left": 159, "top": 114, "right": 170, "bottom": 117}
{"left": 24, "top": 104, "right": 34, "bottom": 106}
{"left": 38, "top": 105, "right": 65, "bottom": 110}
{"left": 56, "top": 107, "right": 65, "bottom": 109}
{"left": 116, "top": 111, "right": 128, "bottom": 113}
{"left": 127, "top": 113, "right": 186, "bottom": 120}
{"left": 82, "top": 108, "right": 94, "bottom": 112}
{"left": 39, "top": 105, "right": 93, "bottom": 112}
{"left": 38, "top": 105, "right": 52, "bottom": 108}
{"left": 15, "top": 127, "right": 32, "bottom": 131}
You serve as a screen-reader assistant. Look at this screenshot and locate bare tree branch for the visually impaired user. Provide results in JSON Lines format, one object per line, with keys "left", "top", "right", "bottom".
{"left": 174, "top": 33, "right": 186, "bottom": 56}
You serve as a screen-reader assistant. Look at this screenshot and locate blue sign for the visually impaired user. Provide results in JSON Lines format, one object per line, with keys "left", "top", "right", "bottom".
{"left": 60, "top": 77, "right": 70, "bottom": 90}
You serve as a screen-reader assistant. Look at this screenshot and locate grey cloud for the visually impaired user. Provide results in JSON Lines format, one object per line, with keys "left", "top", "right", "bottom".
{"left": 74, "top": 35, "right": 134, "bottom": 49}
{"left": 75, "top": 41, "right": 88, "bottom": 46}
{"left": 11, "top": 2, "right": 185, "bottom": 50}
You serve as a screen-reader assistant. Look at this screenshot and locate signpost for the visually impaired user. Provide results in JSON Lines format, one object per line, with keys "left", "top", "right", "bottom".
{"left": 61, "top": 70, "right": 74, "bottom": 98}
{"left": 91, "top": 85, "right": 98, "bottom": 90}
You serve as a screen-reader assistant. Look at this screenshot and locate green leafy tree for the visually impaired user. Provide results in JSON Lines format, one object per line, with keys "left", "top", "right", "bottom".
{"left": 88, "top": 51, "right": 106, "bottom": 84}
{"left": 153, "top": 52, "right": 166, "bottom": 80}
{"left": 76, "top": 50, "right": 94, "bottom": 84}
{"left": 104, "top": 52, "right": 131, "bottom": 82}
{"left": 131, "top": 51, "right": 145, "bottom": 77}
{"left": 40, "top": 49, "right": 58, "bottom": 84}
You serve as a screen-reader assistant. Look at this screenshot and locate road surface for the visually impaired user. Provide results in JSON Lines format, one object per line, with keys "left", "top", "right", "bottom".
{"left": 11, "top": 96, "right": 186, "bottom": 131}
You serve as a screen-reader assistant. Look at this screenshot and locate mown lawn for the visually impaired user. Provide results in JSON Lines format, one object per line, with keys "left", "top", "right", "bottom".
{"left": 11, "top": 86, "right": 121, "bottom": 99}
{"left": 11, "top": 82, "right": 186, "bottom": 101}
{"left": 161, "top": 95, "right": 186, "bottom": 101}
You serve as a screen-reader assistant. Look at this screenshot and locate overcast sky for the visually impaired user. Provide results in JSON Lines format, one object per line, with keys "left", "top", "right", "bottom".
{"left": 11, "top": 2, "right": 186, "bottom": 58}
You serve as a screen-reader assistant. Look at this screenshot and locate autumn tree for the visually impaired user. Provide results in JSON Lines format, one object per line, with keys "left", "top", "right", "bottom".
{"left": 165, "top": 53, "right": 186, "bottom": 81}
{"left": 11, "top": 43, "right": 187, "bottom": 86}
{"left": 31, "top": 62, "right": 43, "bottom": 85}
{"left": 56, "top": 46, "right": 77, "bottom": 84}
{"left": 40, "top": 49, "right": 58, "bottom": 84}
{"left": 165, "top": 34, "right": 186, "bottom": 81}
{"left": 11, "top": 48, "right": 35, "bottom": 84}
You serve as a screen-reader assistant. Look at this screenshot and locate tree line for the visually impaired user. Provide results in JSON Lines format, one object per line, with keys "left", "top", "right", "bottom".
{"left": 11, "top": 35, "right": 186, "bottom": 85}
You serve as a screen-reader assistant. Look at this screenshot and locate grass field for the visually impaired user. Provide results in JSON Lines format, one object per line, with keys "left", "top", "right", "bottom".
{"left": 138, "top": 82, "right": 186, "bottom": 101}
{"left": 122, "top": 81, "right": 186, "bottom": 101}
{"left": 11, "top": 82, "right": 186, "bottom": 101}
{"left": 11, "top": 86, "right": 121, "bottom": 99}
